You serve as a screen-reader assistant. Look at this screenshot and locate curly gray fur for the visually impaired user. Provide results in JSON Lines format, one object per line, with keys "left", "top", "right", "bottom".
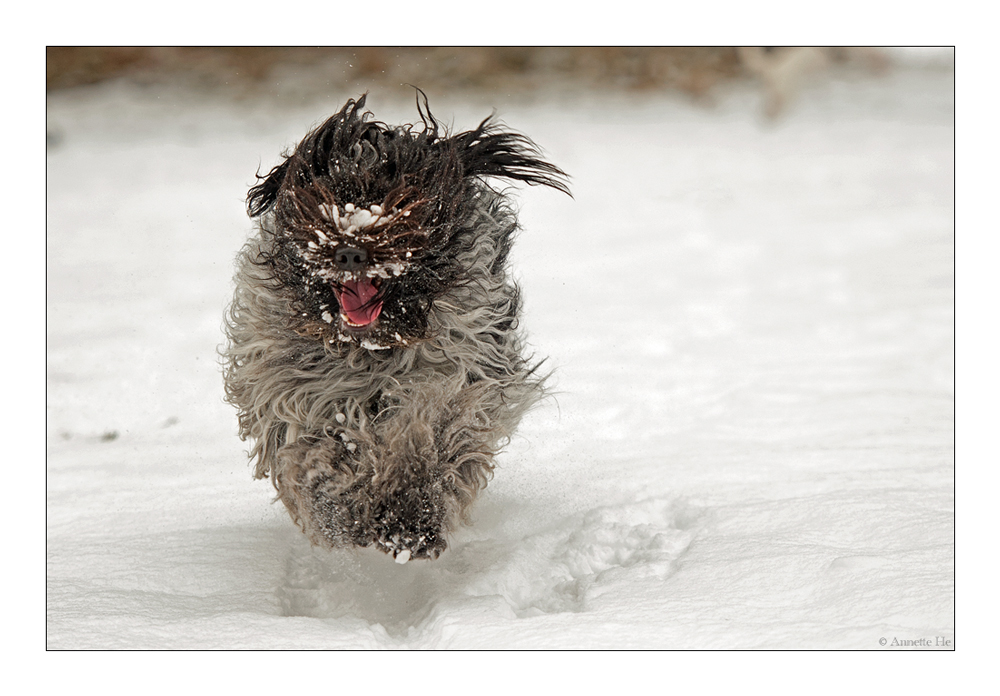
{"left": 223, "top": 94, "right": 567, "bottom": 561}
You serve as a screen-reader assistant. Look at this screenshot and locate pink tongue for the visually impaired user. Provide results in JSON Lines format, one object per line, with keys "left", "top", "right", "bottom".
{"left": 337, "top": 279, "right": 382, "bottom": 326}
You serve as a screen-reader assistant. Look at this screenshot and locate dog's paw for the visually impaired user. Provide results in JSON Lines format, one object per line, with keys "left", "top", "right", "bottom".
{"left": 378, "top": 529, "right": 448, "bottom": 563}
{"left": 372, "top": 490, "right": 450, "bottom": 562}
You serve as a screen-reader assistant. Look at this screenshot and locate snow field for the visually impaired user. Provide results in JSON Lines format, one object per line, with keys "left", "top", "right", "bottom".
{"left": 46, "top": 62, "right": 953, "bottom": 650}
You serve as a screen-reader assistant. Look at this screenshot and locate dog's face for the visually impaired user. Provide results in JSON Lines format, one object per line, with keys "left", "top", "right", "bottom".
{"left": 269, "top": 184, "right": 450, "bottom": 350}
{"left": 247, "top": 94, "right": 568, "bottom": 349}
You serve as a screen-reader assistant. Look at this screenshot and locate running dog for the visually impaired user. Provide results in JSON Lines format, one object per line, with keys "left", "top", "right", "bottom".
{"left": 223, "top": 93, "right": 568, "bottom": 562}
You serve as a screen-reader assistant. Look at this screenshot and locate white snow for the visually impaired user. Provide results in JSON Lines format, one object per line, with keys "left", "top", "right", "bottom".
{"left": 46, "top": 63, "right": 953, "bottom": 650}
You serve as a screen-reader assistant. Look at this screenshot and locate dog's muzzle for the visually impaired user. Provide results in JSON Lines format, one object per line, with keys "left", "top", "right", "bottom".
{"left": 332, "top": 247, "right": 383, "bottom": 328}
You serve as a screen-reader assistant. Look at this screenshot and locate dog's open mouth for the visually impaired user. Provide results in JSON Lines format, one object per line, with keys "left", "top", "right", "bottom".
{"left": 333, "top": 278, "right": 383, "bottom": 329}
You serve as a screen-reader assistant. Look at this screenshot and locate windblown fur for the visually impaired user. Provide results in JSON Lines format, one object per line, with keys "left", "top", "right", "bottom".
{"left": 223, "top": 93, "right": 569, "bottom": 561}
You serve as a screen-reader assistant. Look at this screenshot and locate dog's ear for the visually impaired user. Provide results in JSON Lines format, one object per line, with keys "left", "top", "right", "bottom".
{"left": 247, "top": 159, "right": 292, "bottom": 217}
{"left": 452, "top": 117, "right": 571, "bottom": 197}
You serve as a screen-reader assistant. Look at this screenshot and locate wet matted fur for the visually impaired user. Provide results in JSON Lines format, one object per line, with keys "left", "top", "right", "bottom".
{"left": 223, "top": 93, "right": 569, "bottom": 561}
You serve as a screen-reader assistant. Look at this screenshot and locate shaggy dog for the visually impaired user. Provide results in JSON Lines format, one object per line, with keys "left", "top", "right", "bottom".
{"left": 223, "top": 94, "right": 568, "bottom": 562}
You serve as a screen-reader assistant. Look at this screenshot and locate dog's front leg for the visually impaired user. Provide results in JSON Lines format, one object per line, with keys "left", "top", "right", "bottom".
{"left": 365, "top": 415, "right": 457, "bottom": 562}
{"left": 273, "top": 423, "right": 457, "bottom": 561}
{"left": 367, "top": 385, "right": 500, "bottom": 562}
{"left": 273, "top": 432, "right": 377, "bottom": 550}
{"left": 272, "top": 388, "right": 502, "bottom": 562}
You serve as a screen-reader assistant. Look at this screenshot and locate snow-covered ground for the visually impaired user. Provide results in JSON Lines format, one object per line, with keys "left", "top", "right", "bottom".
{"left": 46, "top": 59, "right": 953, "bottom": 650}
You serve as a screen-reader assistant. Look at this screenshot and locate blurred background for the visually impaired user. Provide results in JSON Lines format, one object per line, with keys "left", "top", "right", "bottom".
{"left": 47, "top": 46, "right": 948, "bottom": 113}
{"left": 47, "top": 46, "right": 748, "bottom": 93}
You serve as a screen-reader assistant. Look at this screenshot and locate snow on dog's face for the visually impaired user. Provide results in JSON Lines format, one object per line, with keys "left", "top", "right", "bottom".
{"left": 272, "top": 186, "right": 437, "bottom": 349}
{"left": 246, "top": 92, "right": 569, "bottom": 350}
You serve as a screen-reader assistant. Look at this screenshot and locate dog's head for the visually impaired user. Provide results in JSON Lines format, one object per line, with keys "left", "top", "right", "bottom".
{"left": 247, "top": 92, "right": 569, "bottom": 349}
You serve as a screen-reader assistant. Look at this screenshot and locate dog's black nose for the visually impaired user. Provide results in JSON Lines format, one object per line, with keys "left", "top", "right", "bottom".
{"left": 335, "top": 246, "right": 368, "bottom": 271}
